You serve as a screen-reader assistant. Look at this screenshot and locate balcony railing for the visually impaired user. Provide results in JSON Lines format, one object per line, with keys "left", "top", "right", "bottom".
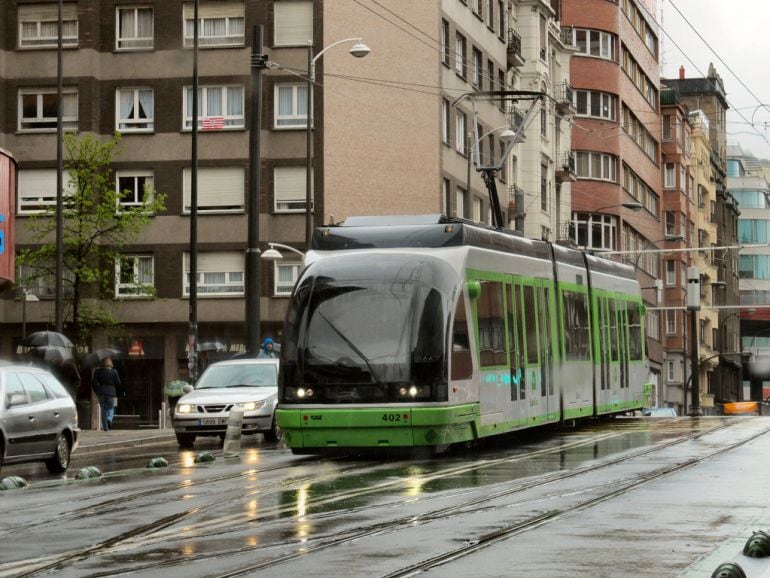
{"left": 555, "top": 151, "right": 577, "bottom": 183}
{"left": 507, "top": 29, "right": 525, "bottom": 67}
{"left": 508, "top": 107, "right": 525, "bottom": 132}
{"left": 555, "top": 82, "right": 575, "bottom": 115}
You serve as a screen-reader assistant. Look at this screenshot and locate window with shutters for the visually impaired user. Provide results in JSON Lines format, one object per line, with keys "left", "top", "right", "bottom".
{"left": 17, "top": 169, "right": 74, "bottom": 214}
{"left": 19, "top": 88, "right": 78, "bottom": 132}
{"left": 116, "top": 6, "right": 153, "bottom": 50}
{"left": 274, "top": 84, "right": 308, "bottom": 129}
{"left": 183, "top": 85, "right": 244, "bottom": 130}
{"left": 18, "top": 4, "right": 78, "bottom": 48}
{"left": 274, "top": 0, "right": 313, "bottom": 47}
{"left": 183, "top": 2, "right": 244, "bottom": 47}
{"left": 274, "top": 166, "right": 312, "bottom": 213}
{"left": 115, "top": 255, "right": 154, "bottom": 297}
{"left": 184, "top": 252, "right": 244, "bottom": 296}
{"left": 273, "top": 261, "right": 302, "bottom": 296}
{"left": 183, "top": 167, "right": 245, "bottom": 213}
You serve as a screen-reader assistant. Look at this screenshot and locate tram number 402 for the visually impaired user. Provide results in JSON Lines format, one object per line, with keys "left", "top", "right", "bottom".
{"left": 382, "top": 413, "right": 405, "bottom": 422}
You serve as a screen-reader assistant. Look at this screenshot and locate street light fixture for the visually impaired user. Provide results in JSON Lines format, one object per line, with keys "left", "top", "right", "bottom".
{"left": 261, "top": 242, "right": 306, "bottom": 261}
{"left": 21, "top": 288, "right": 39, "bottom": 340}
{"left": 305, "top": 38, "right": 371, "bottom": 250}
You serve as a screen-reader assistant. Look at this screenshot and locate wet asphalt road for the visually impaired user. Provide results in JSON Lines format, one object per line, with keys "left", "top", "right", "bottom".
{"left": 2, "top": 417, "right": 770, "bottom": 577}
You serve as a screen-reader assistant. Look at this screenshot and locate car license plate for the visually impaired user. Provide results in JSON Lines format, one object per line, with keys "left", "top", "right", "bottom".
{"left": 200, "top": 417, "right": 229, "bottom": 426}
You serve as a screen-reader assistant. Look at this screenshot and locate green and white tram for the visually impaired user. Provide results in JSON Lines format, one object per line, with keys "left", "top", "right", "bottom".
{"left": 276, "top": 215, "right": 648, "bottom": 454}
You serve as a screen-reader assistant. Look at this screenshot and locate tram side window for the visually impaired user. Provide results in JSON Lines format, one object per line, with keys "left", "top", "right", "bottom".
{"left": 514, "top": 284, "right": 526, "bottom": 400}
{"left": 506, "top": 284, "right": 521, "bottom": 400}
{"left": 523, "top": 285, "right": 539, "bottom": 364}
{"left": 627, "top": 302, "right": 643, "bottom": 360}
{"left": 610, "top": 300, "right": 619, "bottom": 361}
{"left": 562, "top": 290, "right": 590, "bottom": 360}
{"left": 451, "top": 297, "right": 473, "bottom": 380}
{"left": 478, "top": 281, "right": 506, "bottom": 367}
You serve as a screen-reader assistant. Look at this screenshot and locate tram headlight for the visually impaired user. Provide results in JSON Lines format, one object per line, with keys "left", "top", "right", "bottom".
{"left": 398, "top": 385, "right": 426, "bottom": 399}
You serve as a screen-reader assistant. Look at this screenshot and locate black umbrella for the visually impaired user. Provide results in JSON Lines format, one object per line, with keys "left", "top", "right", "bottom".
{"left": 82, "top": 348, "right": 121, "bottom": 370}
{"left": 29, "top": 345, "right": 75, "bottom": 365}
{"left": 24, "top": 330, "right": 74, "bottom": 349}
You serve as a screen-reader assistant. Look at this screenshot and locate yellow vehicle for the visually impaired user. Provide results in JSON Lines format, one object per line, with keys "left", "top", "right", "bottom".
{"left": 723, "top": 402, "right": 759, "bottom": 415}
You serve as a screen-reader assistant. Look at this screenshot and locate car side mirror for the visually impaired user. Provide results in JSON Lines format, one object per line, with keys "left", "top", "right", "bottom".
{"left": 183, "top": 384, "right": 194, "bottom": 394}
{"left": 7, "top": 393, "right": 29, "bottom": 407}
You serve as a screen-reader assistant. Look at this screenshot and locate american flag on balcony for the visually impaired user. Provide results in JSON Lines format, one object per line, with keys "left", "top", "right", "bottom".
{"left": 201, "top": 116, "right": 225, "bottom": 130}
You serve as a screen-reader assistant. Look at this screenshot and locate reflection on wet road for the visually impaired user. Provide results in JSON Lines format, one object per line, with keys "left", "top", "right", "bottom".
{"left": 1, "top": 416, "right": 769, "bottom": 578}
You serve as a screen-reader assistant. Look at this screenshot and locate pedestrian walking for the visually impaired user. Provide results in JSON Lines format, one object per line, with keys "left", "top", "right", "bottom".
{"left": 257, "top": 337, "right": 278, "bottom": 359}
{"left": 92, "top": 357, "right": 122, "bottom": 431}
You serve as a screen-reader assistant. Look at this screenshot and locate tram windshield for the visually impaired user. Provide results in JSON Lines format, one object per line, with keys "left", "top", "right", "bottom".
{"left": 280, "top": 253, "right": 459, "bottom": 403}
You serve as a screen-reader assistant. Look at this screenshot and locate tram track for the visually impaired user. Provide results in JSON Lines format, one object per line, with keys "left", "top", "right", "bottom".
{"left": 0, "top": 419, "right": 749, "bottom": 578}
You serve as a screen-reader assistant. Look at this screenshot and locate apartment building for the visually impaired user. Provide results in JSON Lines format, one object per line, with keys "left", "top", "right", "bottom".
{"left": 559, "top": 0, "right": 664, "bottom": 390}
{"left": 1, "top": 1, "right": 551, "bottom": 426}
{"left": 663, "top": 65, "right": 741, "bottom": 407}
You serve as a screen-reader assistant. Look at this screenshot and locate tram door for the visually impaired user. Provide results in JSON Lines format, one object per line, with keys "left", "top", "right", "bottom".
{"left": 538, "top": 285, "right": 554, "bottom": 417}
{"left": 506, "top": 283, "right": 524, "bottom": 426}
{"left": 598, "top": 296, "right": 611, "bottom": 411}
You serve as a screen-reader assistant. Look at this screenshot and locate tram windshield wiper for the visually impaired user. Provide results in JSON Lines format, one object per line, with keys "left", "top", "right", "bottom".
{"left": 317, "top": 310, "right": 382, "bottom": 385}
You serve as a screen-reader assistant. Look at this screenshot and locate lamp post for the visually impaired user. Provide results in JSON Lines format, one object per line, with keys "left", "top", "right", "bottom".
{"left": 686, "top": 266, "right": 702, "bottom": 416}
{"left": 305, "top": 38, "right": 370, "bottom": 250}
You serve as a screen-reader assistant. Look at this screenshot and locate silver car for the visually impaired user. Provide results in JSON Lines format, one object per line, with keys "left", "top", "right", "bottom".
{"left": 0, "top": 364, "right": 80, "bottom": 473}
{"left": 172, "top": 358, "right": 281, "bottom": 448}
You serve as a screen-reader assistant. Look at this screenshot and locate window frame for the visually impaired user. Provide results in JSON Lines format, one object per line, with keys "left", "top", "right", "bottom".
{"left": 18, "top": 5, "right": 78, "bottom": 49}
{"left": 18, "top": 88, "right": 78, "bottom": 132}
{"left": 273, "top": 260, "right": 302, "bottom": 296}
{"left": 184, "top": 252, "right": 245, "bottom": 297}
{"left": 183, "top": 5, "right": 245, "bottom": 48}
{"left": 274, "top": 83, "right": 308, "bottom": 129}
{"left": 183, "top": 85, "right": 245, "bottom": 130}
{"left": 274, "top": 165, "right": 312, "bottom": 213}
{"left": 115, "top": 254, "right": 155, "bottom": 298}
{"left": 273, "top": 0, "right": 312, "bottom": 47}
{"left": 116, "top": 87, "right": 154, "bottom": 133}
{"left": 116, "top": 170, "right": 154, "bottom": 210}
{"left": 116, "top": 6, "right": 154, "bottom": 51}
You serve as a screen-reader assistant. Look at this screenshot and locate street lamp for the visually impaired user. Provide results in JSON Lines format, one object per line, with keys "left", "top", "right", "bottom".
{"left": 261, "top": 242, "right": 306, "bottom": 261}
{"left": 305, "top": 38, "right": 371, "bottom": 250}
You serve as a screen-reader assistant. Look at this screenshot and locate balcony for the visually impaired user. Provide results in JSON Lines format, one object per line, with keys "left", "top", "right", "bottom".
{"left": 507, "top": 29, "right": 525, "bottom": 67}
{"left": 508, "top": 107, "right": 525, "bottom": 132}
{"left": 555, "top": 151, "right": 577, "bottom": 183}
{"left": 554, "top": 82, "right": 575, "bottom": 116}
{"left": 560, "top": 26, "right": 574, "bottom": 47}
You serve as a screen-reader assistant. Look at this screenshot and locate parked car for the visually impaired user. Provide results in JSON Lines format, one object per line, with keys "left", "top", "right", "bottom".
{"left": 641, "top": 407, "right": 678, "bottom": 417}
{"left": 0, "top": 364, "right": 80, "bottom": 473}
{"left": 172, "top": 358, "right": 281, "bottom": 448}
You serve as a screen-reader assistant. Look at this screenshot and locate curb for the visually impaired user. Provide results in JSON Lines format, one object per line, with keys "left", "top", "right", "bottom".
{"left": 76, "top": 432, "right": 176, "bottom": 456}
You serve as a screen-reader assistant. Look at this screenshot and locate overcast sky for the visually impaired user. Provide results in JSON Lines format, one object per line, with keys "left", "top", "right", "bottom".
{"left": 658, "top": 0, "right": 770, "bottom": 159}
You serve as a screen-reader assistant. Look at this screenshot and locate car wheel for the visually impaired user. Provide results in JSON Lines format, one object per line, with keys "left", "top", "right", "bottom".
{"left": 264, "top": 418, "right": 282, "bottom": 443}
{"left": 176, "top": 432, "right": 196, "bottom": 449}
{"left": 45, "top": 433, "right": 71, "bottom": 473}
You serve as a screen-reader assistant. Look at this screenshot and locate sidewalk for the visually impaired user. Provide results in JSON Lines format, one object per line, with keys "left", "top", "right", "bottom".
{"left": 76, "top": 427, "right": 176, "bottom": 456}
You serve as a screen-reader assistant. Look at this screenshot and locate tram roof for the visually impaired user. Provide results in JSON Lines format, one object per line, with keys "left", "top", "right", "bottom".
{"left": 312, "top": 215, "right": 552, "bottom": 260}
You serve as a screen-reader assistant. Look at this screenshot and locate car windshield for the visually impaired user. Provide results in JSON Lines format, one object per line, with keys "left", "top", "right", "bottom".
{"left": 195, "top": 363, "right": 278, "bottom": 389}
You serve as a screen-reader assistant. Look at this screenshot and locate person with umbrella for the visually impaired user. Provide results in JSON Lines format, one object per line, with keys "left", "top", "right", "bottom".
{"left": 92, "top": 357, "right": 122, "bottom": 431}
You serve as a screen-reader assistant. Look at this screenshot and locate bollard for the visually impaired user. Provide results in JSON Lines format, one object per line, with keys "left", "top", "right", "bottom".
{"left": 223, "top": 405, "right": 244, "bottom": 459}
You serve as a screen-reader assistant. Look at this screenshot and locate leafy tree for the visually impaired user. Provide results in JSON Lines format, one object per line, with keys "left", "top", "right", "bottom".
{"left": 17, "top": 132, "right": 166, "bottom": 347}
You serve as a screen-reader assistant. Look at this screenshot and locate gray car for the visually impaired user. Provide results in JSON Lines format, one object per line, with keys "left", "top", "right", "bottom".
{"left": 0, "top": 364, "right": 80, "bottom": 473}
{"left": 172, "top": 358, "right": 281, "bottom": 448}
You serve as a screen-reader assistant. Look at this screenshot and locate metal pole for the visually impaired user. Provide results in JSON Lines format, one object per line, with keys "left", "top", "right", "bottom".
{"left": 246, "top": 25, "right": 265, "bottom": 356}
{"left": 55, "top": 0, "right": 63, "bottom": 333}
{"left": 22, "top": 290, "right": 27, "bottom": 340}
{"left": 687, "top": 266, "right": 702, "bottom": 416}
{"left": 188, "top": 0, "right": 199, "bottom": 382}
{"left": 305, "top": 45, "right": 314, "bottom": 250}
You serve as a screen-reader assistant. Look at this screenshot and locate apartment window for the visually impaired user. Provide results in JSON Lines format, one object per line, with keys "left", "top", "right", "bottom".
{"left": 572, "top": 213, "right": 617, "bottom": 251}
{"left": 274, "top": 0, "right": 312, "bottom": 46}
{"left": 664, "top": 210, "right": 676, "bottom": 236}
{"left": 116, "top": 7, "right": 153, "bottom": 50}
{"left": 575, "top": 151, "right": 616, "bottom": 182}
{"left": 540, "top": 162, "right": 548, "bottom": 211}
{"left": 664, "top": 259, "right": 676, "bottom": 286}
{"left": 456, "top": 187, "right": 466, "bottom": 218}
{"left": 472, "top": 196, "right": 482, "bottom": 222}
{"left": 665, "top": 311, "right": 676, "bottom": 335}
{"left": 662, "top": 114, "right": 672, "bottom": 141}
{"left": 498, "top": 0, "right": 505, "bottom": 39}
{"left": 184, "top": 252, "right": 244, "bottom": 296}
{"left": 116, "top": 88, "right": 154, "bottom": 132}
{"left": 273, "top": 261, "right": 301, "bottom": 296}
{"left": 680, "top": 165, "right": 687, "bottom": 193}
{"left": 455, "top": 111, "right": 467, "bottom": 154}
{"left": 183, "top": 2, "right": 245, "bottom": 47}
{"left": 539, "top": 14, "right": 547, "bottom": 60}
{"left": 183, "top": 167, "right": 245, "bottom": 213}
{"left": 442, "top": 98, "right": 450, "bottom": 145}
{"left": 19, "top": 88, "right": 77, "bottom": 132}
{"left": 274, "top": 166, "right": 311, "bottom": 212}
{"left": 485, "top": 0, "right": 493, "bottom": 29}
{"left": 116, "top": 255, "right": 154, "bottom": 297}
{"left": 472, "top": 47, "right": 482, "bottom": 89}
{"left": 574, "top": 90, "right": 617, "bottom": 121}
{"left": 646, "top": 309, "right": 660, "bottom": 341}
{"left": 116, "top": 171, "right": 154, "bottom": 208}
{"left": 274, "top": 84, "right": 308, "bottom": 128}
{"left": 442, "top": 178, "right": 451, "bottom": 214}
{"left": 17, "top": 169, "right": 73, "bottom": 214}
{"left": 18, "top": 262, "right": 74, "bottom": 299}
{"left": 455, "top": 33, "right": 466, "bottom": 78}
{"left": 441, "top": 19, "right": 450, "bottom": 66}
{"left": 666, "top": 360, "right": 675, "bottom": 381}
{"left": 184, "top": 85, "right": 244, "bottom": 129}
{"left": 664, "top": 163, "right": 676, "bottom": 189}
{"left": 573, "top": 28, "right": 615, "bottom": 60}
{"left": 18, "top": 4, "right": 78, "bottom": 48}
